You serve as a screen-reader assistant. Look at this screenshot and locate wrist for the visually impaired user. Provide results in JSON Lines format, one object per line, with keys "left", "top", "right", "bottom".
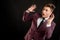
{"left": 28, "top": 9, "right": 35, "bottom": 12}
{"left": 26, "top": 10, "right": 30, "bottom": 13}
{"left": 47, "top": 22, "right": 51, "bottom": 25}
{"left": 46, "top": 22, "right": 51, "bottom": 27}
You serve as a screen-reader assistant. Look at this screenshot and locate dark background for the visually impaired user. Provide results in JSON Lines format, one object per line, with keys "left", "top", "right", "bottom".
{"left": 2, "top": 0, "right": 60, "bottom": 40}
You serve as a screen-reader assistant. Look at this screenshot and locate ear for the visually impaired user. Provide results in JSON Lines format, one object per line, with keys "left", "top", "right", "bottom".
{"left": 51, "top": 9, "right": 54, "bottom": 13}
{"left": 50, "top": 10, "right": 53, "bottom": 15}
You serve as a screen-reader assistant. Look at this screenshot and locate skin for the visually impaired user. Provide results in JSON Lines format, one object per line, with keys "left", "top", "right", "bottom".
{"left": 42, "top": 7, "right": 52, "bottom": 18}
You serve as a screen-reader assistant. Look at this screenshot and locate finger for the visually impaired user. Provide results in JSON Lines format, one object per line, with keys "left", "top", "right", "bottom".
{"left": 28, "top": 4, "right": 36, "bottom": 12}
{"left": 50, "top": 14, "right": 54, "bottom": 18}
{"left": 52, "top": 14, "right": 55, "bottom": 18}
{"left": 33, "top": 4, "right": 36, "bottom": 7}
{"left": 50, "top": 14, "right": 55, "bottom": 20}
{"left": 31, "top": 5, "right": 36, "bottom": 10}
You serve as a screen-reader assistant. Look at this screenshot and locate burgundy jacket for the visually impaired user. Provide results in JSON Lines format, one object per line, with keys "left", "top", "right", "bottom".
{"left": 22, "top": 11, "right": 56, "bottom": 40}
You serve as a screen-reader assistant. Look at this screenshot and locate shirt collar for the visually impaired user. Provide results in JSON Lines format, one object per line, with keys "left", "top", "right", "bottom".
{"left": 45, "top": 17, "right": 49, "bottom": 20}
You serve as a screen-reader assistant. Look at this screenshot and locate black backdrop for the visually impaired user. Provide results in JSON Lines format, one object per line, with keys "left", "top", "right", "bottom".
{"left": 2, "top": 0, "right": 60, "bottom": 40}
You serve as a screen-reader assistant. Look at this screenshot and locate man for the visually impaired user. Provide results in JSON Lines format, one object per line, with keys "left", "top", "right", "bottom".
{"left": 22, "top": 3, "right": 56, "bottom": 40}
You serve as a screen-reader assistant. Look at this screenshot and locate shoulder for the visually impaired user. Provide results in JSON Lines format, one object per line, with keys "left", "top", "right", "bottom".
{"left": 34, "top": 13, "right": 41, "bottom": 18}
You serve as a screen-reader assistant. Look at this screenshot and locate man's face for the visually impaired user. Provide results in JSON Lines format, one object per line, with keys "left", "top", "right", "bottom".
{"left": 42, "top": 7, "right": 52, "bottom": 18}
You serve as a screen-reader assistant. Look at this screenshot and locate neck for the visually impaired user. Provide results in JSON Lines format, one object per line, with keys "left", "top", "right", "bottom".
{"left": 45, "top": 17, "right": 49, "bottom": 20}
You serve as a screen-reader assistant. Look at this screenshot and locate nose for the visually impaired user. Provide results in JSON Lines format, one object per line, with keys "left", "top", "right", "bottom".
{"left": 43, "top": 10, "right": 46, "bottom": 13}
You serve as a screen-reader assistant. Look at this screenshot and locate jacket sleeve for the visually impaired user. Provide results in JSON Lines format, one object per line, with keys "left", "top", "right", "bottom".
{"left": 22, "top": 11, "right": 33, "bottom": 22}
{"left": 45, "top": 22, "right": 56, "bottom": 39}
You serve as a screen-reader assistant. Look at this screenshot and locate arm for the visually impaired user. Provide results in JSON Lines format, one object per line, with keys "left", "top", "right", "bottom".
{"left": 22, "top": 4, "right": 36, "bottom": 22}
{"left": 45, "top": 22, "right": 56, "bottom": 39}
{"left": 22, "top": 11, "right": 33, "bottom": 22}
{"left": 45, "top": 14, "right": 56, "bottom": 39}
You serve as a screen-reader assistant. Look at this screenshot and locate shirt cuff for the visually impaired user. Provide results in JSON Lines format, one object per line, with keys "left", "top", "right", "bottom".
{"left": 46, "top": 23, "right": 51, "bottom": 27}
{"left": 26, "top": 10, "right": 30, "bottom": 13}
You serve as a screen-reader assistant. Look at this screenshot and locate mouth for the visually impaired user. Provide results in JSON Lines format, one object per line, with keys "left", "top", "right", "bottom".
{"left": 42, "top": 13, "right": 46, "bottom": 17}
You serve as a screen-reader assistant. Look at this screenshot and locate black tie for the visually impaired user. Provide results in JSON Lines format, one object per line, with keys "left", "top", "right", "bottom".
{"left": 37, "top": 18, "right": 44, "bottom": 29}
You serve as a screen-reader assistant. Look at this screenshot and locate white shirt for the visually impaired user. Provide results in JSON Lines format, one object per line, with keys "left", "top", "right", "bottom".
{"left": 37, "top": 17, "right": 51, "bottom": 28}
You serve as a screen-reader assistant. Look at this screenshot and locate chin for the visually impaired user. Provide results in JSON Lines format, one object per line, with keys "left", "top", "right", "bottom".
{"left": 42, "top": 16, "right": 47, "bottom": 18}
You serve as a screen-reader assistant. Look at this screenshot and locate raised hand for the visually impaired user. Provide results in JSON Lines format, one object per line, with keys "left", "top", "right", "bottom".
{"left": 26, "top": 4, "right": 36, "bottom": 13}
{"left": 47, "top": 14, "right": 55, "bottom": 24}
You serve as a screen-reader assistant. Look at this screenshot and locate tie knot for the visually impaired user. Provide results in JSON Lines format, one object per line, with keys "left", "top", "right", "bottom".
{"left": 43, "top": 18, "right": 45, "bottom": 20}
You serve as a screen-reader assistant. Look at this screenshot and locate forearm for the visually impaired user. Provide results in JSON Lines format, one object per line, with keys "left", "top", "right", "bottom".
{"left": 22, "top": 4, "right": 36, "bottom": 22}
{"left": 45, "top": 22, "right": 56, "bottom": 39}
{"left": 22, "top": 10, "right": 33, "bottom": 22}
